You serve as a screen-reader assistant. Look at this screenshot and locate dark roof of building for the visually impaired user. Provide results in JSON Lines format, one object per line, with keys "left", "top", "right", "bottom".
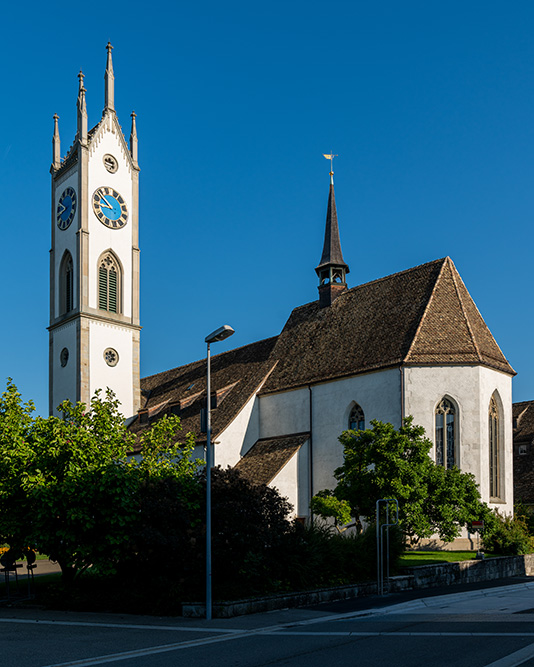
{"left": 316, "top": 181, "right": 349, "bottom": 273}
{"left": 130, "top": 336, "right": 278, "bottom": 447}
{"left": 261, "top": 256, "right": 514, "bottom": 395}
{"left": 513, "top": 400, "right": 534, "bottom": 504}
{"left": 132, "top": 256, "right": 514, "bottom": 441}
{"left": 234, "top": 433, "right": 310, "bottom": 485}
{"left": 514, "top": 401, "right": 534, "bottom": 445}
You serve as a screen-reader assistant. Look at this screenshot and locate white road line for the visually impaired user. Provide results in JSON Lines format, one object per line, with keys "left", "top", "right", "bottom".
{"left": 483, "top": 641, "right": 534, "bottom": 667}
{"left": 37, "top": 628, "right": 534, "bottom": 667}
{"left": 0, "top": 617, "right": 239, "bottom": 634}
{"left": 275, "top": 631, "right": 534, "bottom": 638}
{"left": 39, "top": 630, "right": 256, "bottom": 667}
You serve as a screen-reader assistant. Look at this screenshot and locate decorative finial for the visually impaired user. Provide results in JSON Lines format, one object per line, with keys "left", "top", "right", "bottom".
{"left": 104, "top": 42, "right": 115, "bottom": 112}
{"left": 323, "top": 152, "right": 338, "bottom": 184}
{"left": 52, "top": 114, "right": 61, "bottom": 169}
{"left": 130, "top": 111, "right": 138, "bottom": 165}
{"left": 77, "top": 71, "right": 88, "bottom": 144}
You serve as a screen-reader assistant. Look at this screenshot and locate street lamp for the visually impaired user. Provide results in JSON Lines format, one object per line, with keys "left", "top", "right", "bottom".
{"left": 205, "top": 324, "right": 234, "bottom": 620}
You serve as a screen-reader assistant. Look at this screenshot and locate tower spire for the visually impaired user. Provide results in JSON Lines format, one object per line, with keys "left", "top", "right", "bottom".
{"left": 104, "top": 42, "right": 115, "bottom": 112}
{"left": 77, "top": 70, "right": 88, "bottom": 145}
{"left": 315, "top": 154, "right": 349, "bottom": 308}
{"left": 52, "top": 114, "right": 61, "bottom": 169}
{"left": 130, "top": 111, "right": 138, "bottom": 166}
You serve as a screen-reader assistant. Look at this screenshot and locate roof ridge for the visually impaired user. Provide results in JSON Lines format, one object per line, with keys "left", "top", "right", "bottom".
{"left": 447, "top": 257, "right": 482, "bottom": 362}
{"left": 450, "top": 262, "right": 513, "bottom": 372}
{"left": 255, "top": 431, "right": 310, "bottom": 443}
{"left": 289, "top": 257, "right": 448, "bottom": 315}
{"left": 402, "top": 257, "right": 448, "bottom": 363}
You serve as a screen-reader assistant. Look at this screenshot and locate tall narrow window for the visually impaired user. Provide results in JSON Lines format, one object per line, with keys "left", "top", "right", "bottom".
{"left": 59, "top": 251, "right": 74, "bottom": 315}
{"left": 435, "top": 398, "right": 456, "bottom": 468}
{"left": 98, "top": 253, "right": 121, "bottom": 314}
{"left": 489, "top": 395, "right": 501, "bottom": 499}
{"left": 349, "top": 403, "right": 365, "bottom": 431}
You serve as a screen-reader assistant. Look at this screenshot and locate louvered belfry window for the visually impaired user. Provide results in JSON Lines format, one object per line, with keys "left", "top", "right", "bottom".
{"left": 435, "top": 398, "right": 456, "bottom": 469}
{"left": 489, "top": 395, "right": 500, "bottom": 499}
{"left": 98, "top": 254, "right": 120, "bottom": 313}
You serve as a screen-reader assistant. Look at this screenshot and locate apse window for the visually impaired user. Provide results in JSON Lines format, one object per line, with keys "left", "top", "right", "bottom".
{"left": 435, "top": 397, "right": 457, "bottom": 469}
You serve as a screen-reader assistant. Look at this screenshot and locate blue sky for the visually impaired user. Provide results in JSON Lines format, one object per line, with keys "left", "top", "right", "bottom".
{"left": 1, "top": 1, "right": 533, "bottom": 416}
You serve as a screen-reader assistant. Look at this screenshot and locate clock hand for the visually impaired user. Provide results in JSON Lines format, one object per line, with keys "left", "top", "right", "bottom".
{"left": 99, "top": 193, "right": 113, "bottom": 210}
{"left": 58, "top": 201, "right": 66, "bottom": 215}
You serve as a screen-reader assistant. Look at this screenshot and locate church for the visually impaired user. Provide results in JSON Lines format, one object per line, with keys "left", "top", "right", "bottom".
{"left": 49, "top": 45, "right": 515, "bottom": 529}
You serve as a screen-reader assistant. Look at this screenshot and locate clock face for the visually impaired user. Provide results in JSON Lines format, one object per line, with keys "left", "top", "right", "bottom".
{"left": 57, "top": 187, "right": 77, "bottom": 230}
{"left": 92, "top": 187, "right": 128, "bottom": 229}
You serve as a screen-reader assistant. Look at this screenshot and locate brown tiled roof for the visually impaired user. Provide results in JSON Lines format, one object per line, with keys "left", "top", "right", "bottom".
{"left": 513, "top": 400, "right": 534, "bottom": 504}
{"left": 131, "top": 337, "right": 278, "bottom": 447}
{"left": 260, "top": 257, "right": 514, "bottom": 395}
{"left": 132, "top": 257, "right": 514, "bottom": 445}
{"left": 234, "top": 433, "right": 310, "bottom": 485}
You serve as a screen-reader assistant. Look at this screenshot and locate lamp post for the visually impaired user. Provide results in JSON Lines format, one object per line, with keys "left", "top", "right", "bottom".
{"left": 205, "top": 324, "right": 234, "bottom": 620}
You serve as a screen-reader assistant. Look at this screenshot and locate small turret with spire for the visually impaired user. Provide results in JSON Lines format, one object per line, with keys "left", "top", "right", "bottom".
{"left": 76, "top": 70, "right": 88, "bottom": 145}
{"left": 315, "top": 154, "right": 349, "bottom": 308}
{"left": 52, "top": 114, "right": 61, "bottom": 170}
{"left": 104, "top": 41, "right": 115, "bottom": 112}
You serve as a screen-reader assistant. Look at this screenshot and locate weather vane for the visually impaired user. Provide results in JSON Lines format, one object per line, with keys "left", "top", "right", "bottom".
{"left": 322, "top": 152, "right": 338, "bottom": 174}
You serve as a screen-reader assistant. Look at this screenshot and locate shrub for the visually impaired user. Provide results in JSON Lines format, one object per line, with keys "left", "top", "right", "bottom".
{"left": 482, "top": 509, "right": 534, "bottom": 556}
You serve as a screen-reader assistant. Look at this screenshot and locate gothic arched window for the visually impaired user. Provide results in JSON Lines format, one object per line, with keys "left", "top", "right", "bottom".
{"left": 489, "top": 395, "right": 501, "bottom": 499}
{"left": 60, "top": 251, "right": 73, "bottom": 315}
{"left": 98, "top": 252, "right": 121, "bottom": 314}
{"left": 349, "top": 403, "right": 365, "bottom": 431}
{"left": 435, "top": 397, "right": 457, "bottom": 469}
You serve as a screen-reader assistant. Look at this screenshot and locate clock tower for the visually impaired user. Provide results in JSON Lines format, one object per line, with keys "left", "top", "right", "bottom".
{"left": 49, "top": 43, "right": 141, "bottom": 417}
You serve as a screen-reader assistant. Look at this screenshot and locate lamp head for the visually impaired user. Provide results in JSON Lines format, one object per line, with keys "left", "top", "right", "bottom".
{"left": 205, "top": 324, "right": 235, "bottom": 344}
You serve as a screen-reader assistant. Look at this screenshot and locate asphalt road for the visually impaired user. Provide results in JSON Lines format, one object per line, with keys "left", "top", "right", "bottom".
{"left": 3, "top": 580, "right": 534, "bottom": 666}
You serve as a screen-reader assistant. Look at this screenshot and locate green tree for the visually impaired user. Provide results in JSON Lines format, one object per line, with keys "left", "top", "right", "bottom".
{"left": 313, "top": 418, "right": 487, "bottom": 543}
{"left": 0, "top": 381, "right": 202, "bottom": 580}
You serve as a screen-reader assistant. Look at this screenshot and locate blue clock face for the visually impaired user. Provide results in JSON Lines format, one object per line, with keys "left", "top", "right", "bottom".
{"left": 92, "top": 187, "right": 128, "bottom": 229}
{"left": 57, "top": 187, "right": 77, "bottom": 230}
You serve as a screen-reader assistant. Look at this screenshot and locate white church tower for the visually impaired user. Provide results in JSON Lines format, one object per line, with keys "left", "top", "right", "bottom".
{"left": 49, "top": 43, "right": 141, "bottom": 417}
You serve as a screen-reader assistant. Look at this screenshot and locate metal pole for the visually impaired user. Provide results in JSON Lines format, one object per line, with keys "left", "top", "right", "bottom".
{"left": 376, "top": 500, "right": 382, "bottom": 595}
{"left": 206, "top": 341, "right": 212, "bottom": 621}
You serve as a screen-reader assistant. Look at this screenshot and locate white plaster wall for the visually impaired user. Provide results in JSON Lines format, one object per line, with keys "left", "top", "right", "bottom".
{"left": 258, "top": 368, "right": 401, "bottom": 495}
{"left": 87, "top": 118, "right": 133, "bottom": 317}
{"left": 51, "top": 320, "right": 77, "bottom": 412}
{"left": 310, "top": 369, "right": 402, "bottom": 493}
{"left": 270, "top": 443, "right": 310, "bottom": 518}
{"left": 89, "top": 319, "right": 134, "bottom": 417}
{"left": 479, "top": 366, "right": 513, "bottom": 513}
{"left": 215, "top": 394, "right": 260, "bottom": 469}
{"left": 404, "top": 365, "right": 513, "bottom": 513}
{"left": 53, "top": 169, "right": 78, "bottom": 318}
{"left": 258, "top": 387, "right": 309, "bottom": 438}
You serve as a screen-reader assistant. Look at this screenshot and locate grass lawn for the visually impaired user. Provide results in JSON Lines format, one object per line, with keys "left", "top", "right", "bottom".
{"left": 398, "top": 551, "right": 486, "bottom": 568}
